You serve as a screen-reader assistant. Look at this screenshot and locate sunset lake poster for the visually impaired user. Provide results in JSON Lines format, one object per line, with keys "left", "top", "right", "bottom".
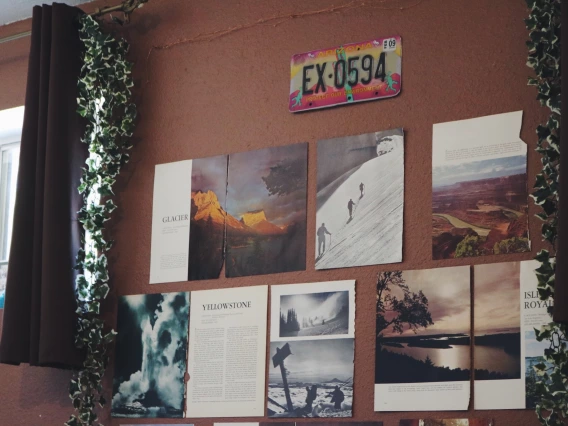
{"left": 226, "top": 143, "right": 308, "bottom": 278}
{"left": 374, "top": 267, "right": 470, "bottom": 412}
{"left": 474, "top": 260, "right": 553, "bottom": 410}
{"left": 150, "top": 155, "right": 228, "bottom": 283}
{"left": 268, "top": 280, "right": 355, "bottom": 418}
{"left": 315, "top": 130, "right": 404, "bottom": 269}
{"left": 432, "top": 111, "right": 530, "bottom": 260}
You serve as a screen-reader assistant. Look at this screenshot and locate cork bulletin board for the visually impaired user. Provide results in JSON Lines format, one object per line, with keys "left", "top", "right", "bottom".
{"left": 0, "top": 0, "right": 551, "bottom": 425}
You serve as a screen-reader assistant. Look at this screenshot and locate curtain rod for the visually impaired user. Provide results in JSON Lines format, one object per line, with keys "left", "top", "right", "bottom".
{"left": 0, "top": 0, "right": 148, "bottom": 45}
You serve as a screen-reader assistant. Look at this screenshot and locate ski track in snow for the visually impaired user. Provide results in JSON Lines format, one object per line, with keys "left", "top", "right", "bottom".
{"left": 315, "top": 140, "right": 403, "bottom": 269}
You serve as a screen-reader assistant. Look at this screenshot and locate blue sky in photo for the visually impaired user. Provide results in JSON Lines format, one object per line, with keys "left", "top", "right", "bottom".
{"left": 433, "top": 154, "right": 526, "bottom": 188}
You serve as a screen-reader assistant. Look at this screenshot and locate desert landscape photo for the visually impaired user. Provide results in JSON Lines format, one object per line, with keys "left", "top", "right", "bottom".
{"left": 225, "top": 143, "right": 308, "bottom": 277}
{"left": 432, "top": 154, "right": 529, "bottom": 259}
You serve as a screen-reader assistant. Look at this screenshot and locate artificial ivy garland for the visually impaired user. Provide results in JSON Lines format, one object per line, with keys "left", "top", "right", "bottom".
{"left": 66, "top": 14, "right": 136, "bottom": 426}
{"left": 525, "top": 0, "right": 567, "bottom": 424}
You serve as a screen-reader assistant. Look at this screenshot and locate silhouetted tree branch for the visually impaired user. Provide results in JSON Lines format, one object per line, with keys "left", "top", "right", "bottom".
{"left": 376, "top": 271, "right": 433, "bottom": 341}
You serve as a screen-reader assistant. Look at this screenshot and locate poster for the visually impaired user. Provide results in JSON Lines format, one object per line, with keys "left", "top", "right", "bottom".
{"left": 474, "top": 260, "right": 552, "bottom": 410}
{"left": 112, "top": 292, "right": 190, "bottom": 418}
{"left": 400, "top": 420, "right": 493, "bottom": 426}
{"left": 0, "top": 264, "right": 6, "bottom": 308}
{"left": 225, "top": 143, "right": 307, "bottom": 277}
{"left": 150, "top": 155, "right": 228, "bottom": 283}
{"left": 522, "top": 260, "right": 554, "bottom": 409}
{"left": 268, "top": 280, "right": 355, "bottom": 418}
{"left": 216, "top": 423, "right": 382, "bottom": 426}
{"left": 315, "top": 130, "right": 403, "bottom": 269}
{"left": 374, "top": 267, "right": 470, "bottom": 412}
{"left": 186, "top": 285, "right": 268, "bottom": 417}
{"left": 289, "top": 36, "right": 402, "bottom": 112}
{"left": 432, "top": 111, "right": 529, "bottom": 259}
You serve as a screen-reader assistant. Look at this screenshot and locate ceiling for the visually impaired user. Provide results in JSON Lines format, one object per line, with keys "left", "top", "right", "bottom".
{"left": 0, "top": 0, "right": 93, "bottom": 26}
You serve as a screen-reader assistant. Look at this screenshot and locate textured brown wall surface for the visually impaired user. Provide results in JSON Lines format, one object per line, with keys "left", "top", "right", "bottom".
{"left": 0, "top": 0, "right": 553, "bottom": 425}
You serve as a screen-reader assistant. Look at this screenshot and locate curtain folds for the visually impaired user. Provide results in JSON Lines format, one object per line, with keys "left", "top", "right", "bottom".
{"left": 554, "top": 3, "right": 567, "bottom": 323}
{"left": 0, "top": 3, "right": 87, "bottom": 367}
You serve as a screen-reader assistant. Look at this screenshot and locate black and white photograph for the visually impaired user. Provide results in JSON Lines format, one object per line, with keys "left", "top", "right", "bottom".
{"left": 271, "top": 280, "right": 355, "bottom": 342}
{"left": 267, "top": 339, "right": 354, "bottom": 418}
{"left": 315, "top": 129, "right": 404, "bottom": 270}
{"left": 279, "top": 291, "right": 349, "bottom": 338}
{"left": 375, "top": 267, "right": 471, "bottom": 385}
{"left": 112, "top": 292, "right": 190, "bottom": 418}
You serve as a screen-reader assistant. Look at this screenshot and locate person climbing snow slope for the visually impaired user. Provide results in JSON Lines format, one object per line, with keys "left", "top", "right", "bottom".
{"left": 347, "top": 199, "right": 355, "bottom": 220}
{"left": 317, "top": 223, "right": 332, "bottom": 256}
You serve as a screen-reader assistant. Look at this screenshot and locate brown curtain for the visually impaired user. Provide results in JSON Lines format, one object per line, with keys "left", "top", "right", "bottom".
{"left": 554, "top": 4, "right": 567, "bottom": 323}
{"left": 0, "top": 3, "right": 87, "bottom": 367}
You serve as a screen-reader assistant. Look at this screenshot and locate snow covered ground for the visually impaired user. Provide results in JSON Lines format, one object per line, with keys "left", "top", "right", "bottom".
{"left": 315, "top": 137, "right": 404, "bottom": 269}
{"left": 268, "top": 383, "right": 353, "bottom": 418}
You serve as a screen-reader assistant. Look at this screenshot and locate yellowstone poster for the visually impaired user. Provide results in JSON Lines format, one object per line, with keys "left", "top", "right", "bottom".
{"left": 150, "top": 155, "right": 228, "bottom": 283}
{"left": 432, "top": 111, "right": 529, "bottom": 259}
{"left": 374, "top": 267, "right": 471, "bottom": 412}
{"left": 112, "top": 292, "right": 190, "bottom": 418}
{"left": 268, "top": 280, "right": 355, "bottom": 418}
{"left": 186, "top": 286, "right": 268, "bottom": 417}
{"left": 474, "top": 260, "right": 553, "bottom": 410}
{"left": 226, "top": 143, "right": 308, "bottom": 277}
{"left": 315, "top": 130, "right": 404, "bottom": 269}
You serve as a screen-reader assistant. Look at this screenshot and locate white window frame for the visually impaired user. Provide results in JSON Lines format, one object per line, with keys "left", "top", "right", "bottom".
{"left": 0, "top": 106, "right": 24, "bottom": 268}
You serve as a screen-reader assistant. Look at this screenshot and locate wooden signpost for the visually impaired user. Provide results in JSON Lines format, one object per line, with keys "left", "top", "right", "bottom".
{"left": 272, "top": 342, "right": 294, "bottom": 413}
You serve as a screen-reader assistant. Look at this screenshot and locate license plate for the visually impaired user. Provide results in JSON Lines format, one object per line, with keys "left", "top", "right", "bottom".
{"left": 289, "top": 36, "right": 402, "bottom": 112}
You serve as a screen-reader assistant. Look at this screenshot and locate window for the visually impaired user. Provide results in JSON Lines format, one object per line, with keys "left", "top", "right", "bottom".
{"left": 0, "top": 106, "right": 24, "bottom": 309}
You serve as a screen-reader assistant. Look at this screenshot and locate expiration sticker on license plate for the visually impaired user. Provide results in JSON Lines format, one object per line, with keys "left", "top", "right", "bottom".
{"left": 289, "top": 36, "right": 402, "bottom": 112}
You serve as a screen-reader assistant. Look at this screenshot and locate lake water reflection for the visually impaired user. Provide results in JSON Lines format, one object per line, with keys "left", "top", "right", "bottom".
{"left": 384, "top": 343, "right": 470, "bottom": 370}
{"left": 475, "top": 344, "right": 521, "bottom": 377}
{"left": 384, "top": 342, "right": 521, "bottom": 377}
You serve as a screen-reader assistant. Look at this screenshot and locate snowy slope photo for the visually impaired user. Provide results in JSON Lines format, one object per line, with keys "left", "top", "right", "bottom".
{"left": 315, "top": 130, "right": 404, "bottom": 269}
{"left": 268, "top": 339, "right": 354, "bottom": 418}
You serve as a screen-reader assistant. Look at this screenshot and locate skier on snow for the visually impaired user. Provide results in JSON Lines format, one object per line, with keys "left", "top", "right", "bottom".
{"left": 317, "top": 223, "right": 332, "bottom": 256}
{"left": 348, "top": 199, "right": 355, "bottom": 220}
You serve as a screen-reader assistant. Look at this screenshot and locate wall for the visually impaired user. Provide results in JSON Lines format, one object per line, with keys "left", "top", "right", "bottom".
{"left": 0, "top": 0, "right": 551, "bottom": 425}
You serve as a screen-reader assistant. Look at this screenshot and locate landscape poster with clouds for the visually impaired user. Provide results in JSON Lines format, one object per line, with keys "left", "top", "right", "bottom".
{"left": 112, "top": 292, "right": 190, "bottom": 418}
{"left": 474, "top": 260, "right": 553, "bottom": 410}
{"left": 150, "top": 143, "right": 308, "bottom": 282}
{"left": 268, "top": 280, "right": 355, "bottom": 418}
{"left": 315, "top": 129, "right": 404, "bottom": 269}
{"left": 374, "top": 267, "right": 471, "bottom": 412}
{"left": 226, "top": 143, "right": 308, "bottom": 278}
{"left": 432, "top": 111, "right": 529, "bottom": 260}
{"left": 150, "top": 155, "right": 228, "bottom": 284}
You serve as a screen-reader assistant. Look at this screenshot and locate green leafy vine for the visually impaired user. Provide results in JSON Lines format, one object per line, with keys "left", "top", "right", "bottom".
{"left": 66, "top": 14, "right": 136, "bottom": 426}
{"left": 525, "top": 0, "right": 567, "bottom": 424}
